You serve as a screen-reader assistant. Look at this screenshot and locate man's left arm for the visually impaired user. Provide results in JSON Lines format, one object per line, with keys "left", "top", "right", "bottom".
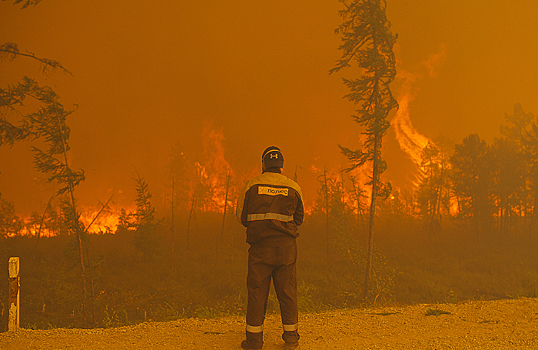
{"left": 236, "top": 184, "right": 249, "bottom": 227}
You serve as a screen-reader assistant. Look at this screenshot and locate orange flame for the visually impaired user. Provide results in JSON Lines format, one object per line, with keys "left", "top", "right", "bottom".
{"left": 392, "top": 84, "right": 432, "bottom": 170}
{"left": 79, "top": 204, "right": 136, "bottom": 234}
{"left": 392, "top": 46, "right": 445, "bottom": 176}
{"left": 18, "top": 203, "right": 134, "bottom": 236}
{"left": 194, "top": 126, "right": 235, "bottom": 212}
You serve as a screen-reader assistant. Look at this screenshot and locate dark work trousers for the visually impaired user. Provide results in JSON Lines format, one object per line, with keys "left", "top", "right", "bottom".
{"left": 246, "top": 239, "right": 298, "bottom": 332}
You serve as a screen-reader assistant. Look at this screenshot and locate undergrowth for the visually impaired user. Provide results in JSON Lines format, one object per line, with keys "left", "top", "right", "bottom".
{"left": 1, "top": 212, "right": 538, "bottom": 331}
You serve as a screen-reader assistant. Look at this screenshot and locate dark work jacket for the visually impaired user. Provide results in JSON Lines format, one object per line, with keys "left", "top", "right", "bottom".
{"left": 236, "top": 170, "right": 304, "bottom": 245}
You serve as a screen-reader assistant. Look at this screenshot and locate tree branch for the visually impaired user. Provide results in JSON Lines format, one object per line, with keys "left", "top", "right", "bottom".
{"left": 0, "top": 42, "right": 72, "bottom": 75}
{"left": 4, "top": 0, "right": 44, "bottom": 10}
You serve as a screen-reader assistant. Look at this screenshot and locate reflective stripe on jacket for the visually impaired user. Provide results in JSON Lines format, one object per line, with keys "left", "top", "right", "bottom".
{"left": 236, "top": 171, "right": 304, "bottom": 244}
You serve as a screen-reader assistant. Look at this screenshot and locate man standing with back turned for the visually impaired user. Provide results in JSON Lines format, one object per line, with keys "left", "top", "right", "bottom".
{"left": 236, "top": 146, "right": 305, "bottom": 349}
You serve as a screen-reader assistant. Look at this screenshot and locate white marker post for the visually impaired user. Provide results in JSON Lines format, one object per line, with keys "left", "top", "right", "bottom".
{"left": 8, "top": 257, "right": 20, "bottom": 331}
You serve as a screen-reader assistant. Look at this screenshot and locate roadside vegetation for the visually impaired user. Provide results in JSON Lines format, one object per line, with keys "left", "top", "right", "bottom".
{"left": 1, "top": 198, "right": 537, "bottom": 331}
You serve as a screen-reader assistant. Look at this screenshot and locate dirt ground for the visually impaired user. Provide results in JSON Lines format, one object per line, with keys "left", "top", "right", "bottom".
{"left": 1, "top": 298, "right": 537, "bottom": 349}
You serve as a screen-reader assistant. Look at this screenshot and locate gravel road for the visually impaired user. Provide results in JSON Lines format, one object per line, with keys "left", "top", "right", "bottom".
{"left": 1, "top": 298, "right": 537, "bottom": 349}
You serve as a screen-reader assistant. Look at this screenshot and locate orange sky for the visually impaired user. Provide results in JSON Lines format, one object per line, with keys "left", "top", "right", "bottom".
{"left": 1, "top": 0, "right": 538, "bottom": 214}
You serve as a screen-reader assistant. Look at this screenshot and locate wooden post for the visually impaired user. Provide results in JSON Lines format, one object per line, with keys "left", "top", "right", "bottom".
{"left": 8, "top": 257, "right": 20, "bottom": 331}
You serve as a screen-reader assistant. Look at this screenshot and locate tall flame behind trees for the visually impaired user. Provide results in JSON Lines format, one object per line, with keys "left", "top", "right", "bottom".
{"left": 392, "top": 43, "right": 446, "bottom": 174}
{"left": 201, "top": 126, "right": 234, "bottom": 211}
{"left": 390, "top": 47, "right": 452, "bottom": 234}
{"left": 391, "top": 44, "right": 446, "bottom": 179}
{"left": 392, "top": 83, "right": 431, "bottom": 171}
{"left": 330, "top": 0, "right": 398, "bottom": 299}
{"left": 166, "top": 127, "right": 236, "bottom": 255}
{"left": 392, "top": 81, "right": 456, "bottom": 235}
{"left": 168, "top": 127, "right": 235, "bottom": 214}
{"left": 391, "top": 75, "right": 452, "bottom": 229}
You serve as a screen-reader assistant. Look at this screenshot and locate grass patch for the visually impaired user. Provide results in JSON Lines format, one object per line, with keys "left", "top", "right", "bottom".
{"left": 425, "top": 308, "right": 451, "bottom": 316}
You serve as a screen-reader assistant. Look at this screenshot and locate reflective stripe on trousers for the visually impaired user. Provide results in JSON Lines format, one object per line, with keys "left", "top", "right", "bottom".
{"left": 283, "top": 323, "right": 298, "bottom": 332}
{"left": 246, "top": 324, "right": 264, "bottom": 333}
{"left": 246, "top": 323, "right": 298, "bottom": 333}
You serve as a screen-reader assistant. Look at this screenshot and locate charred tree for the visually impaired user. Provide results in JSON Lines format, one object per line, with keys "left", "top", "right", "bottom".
{"left": 218, "top": 170, "right": 231, "bottom": 256}
{"left": 186, "top": 194, "right": 196, "bottom": 251}
{"left": 330, "top": 0, "right": 398, "bottom": 300}
{"left": 321, "top": 169, "right": 330, "bottom": 265}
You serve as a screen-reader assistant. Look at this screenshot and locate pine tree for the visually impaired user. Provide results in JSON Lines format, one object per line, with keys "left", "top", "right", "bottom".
{"left": 330, "top": 0, "right": 398, "bottom": 299}
{"left": 132, "top": 174, "right": 161, "bottom": 259}
{"left": 499, "top": 104, "right": 537, "bottom": 233}
{"left": 489, "top": 137, "right": 526, "bottom": 234}
{"left": 1, "top": 0, "right": 95, "bottom": 326}
{"left": 0, "top": 77, "right": 90, "bottom": 325}
{"left": 450, "top": 134, "right": 493, "bottom": 234}
{"left": 417, "top": 142, "right": 451, "bottom": 236}
{"left": 0, "top": 193, "right": 22, "bottom": 238}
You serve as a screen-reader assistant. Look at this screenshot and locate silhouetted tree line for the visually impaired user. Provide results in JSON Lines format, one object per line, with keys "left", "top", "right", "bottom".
{"left": 416, "top": 104, "right": 537, "bottom": 238}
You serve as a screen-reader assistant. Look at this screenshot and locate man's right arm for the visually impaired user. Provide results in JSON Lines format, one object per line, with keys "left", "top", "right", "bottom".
{"left": 236, "top": 183, "right": 250, "bottom": 227}
{"left": 293, "top": 191, "right": 304, "bottom": 226}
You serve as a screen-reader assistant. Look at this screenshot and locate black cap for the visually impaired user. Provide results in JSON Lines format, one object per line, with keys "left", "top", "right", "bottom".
{"left": 262, "top": 146, "right": 284, "bottom": 168}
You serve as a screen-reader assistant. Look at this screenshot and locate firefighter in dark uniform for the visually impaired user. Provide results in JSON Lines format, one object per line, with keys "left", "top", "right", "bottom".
{"left": 236, "top": 146, "right": 304, "bottom": 350}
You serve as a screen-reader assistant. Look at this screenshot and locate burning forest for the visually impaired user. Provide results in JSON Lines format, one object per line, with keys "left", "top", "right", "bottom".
{"left": 1, "top": 0, "right": 538, "bottom": 333}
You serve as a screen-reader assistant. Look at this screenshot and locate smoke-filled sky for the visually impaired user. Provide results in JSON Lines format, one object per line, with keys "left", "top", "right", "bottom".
{"left": 1, "top": 0, "right": 538, "bottom": 214}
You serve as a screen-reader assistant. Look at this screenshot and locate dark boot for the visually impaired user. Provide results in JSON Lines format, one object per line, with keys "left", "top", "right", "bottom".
{"left": 241, "top": 331, "right": 263, "bottom": 350}
{"left": 282, "top": 330, "right": 300, "bottom": 348}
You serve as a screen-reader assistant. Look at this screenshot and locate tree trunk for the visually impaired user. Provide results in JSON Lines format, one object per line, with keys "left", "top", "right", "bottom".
{"left": 171, "top": 178, "right": 175, "bottom": 254}
{"left": 186, "top": 195, "right": 196, "bottom": 251}
{"left": 363, "top": 133, "right": 380, "bottom": 300}
{"left": 55, "top": 105, "right": 89, "bottom": 327}
{"left": 219, "top": 172, "right": 231, "bottom": 256}
{"left": 324, "top": 169, "right": 330, "bottom": 266}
